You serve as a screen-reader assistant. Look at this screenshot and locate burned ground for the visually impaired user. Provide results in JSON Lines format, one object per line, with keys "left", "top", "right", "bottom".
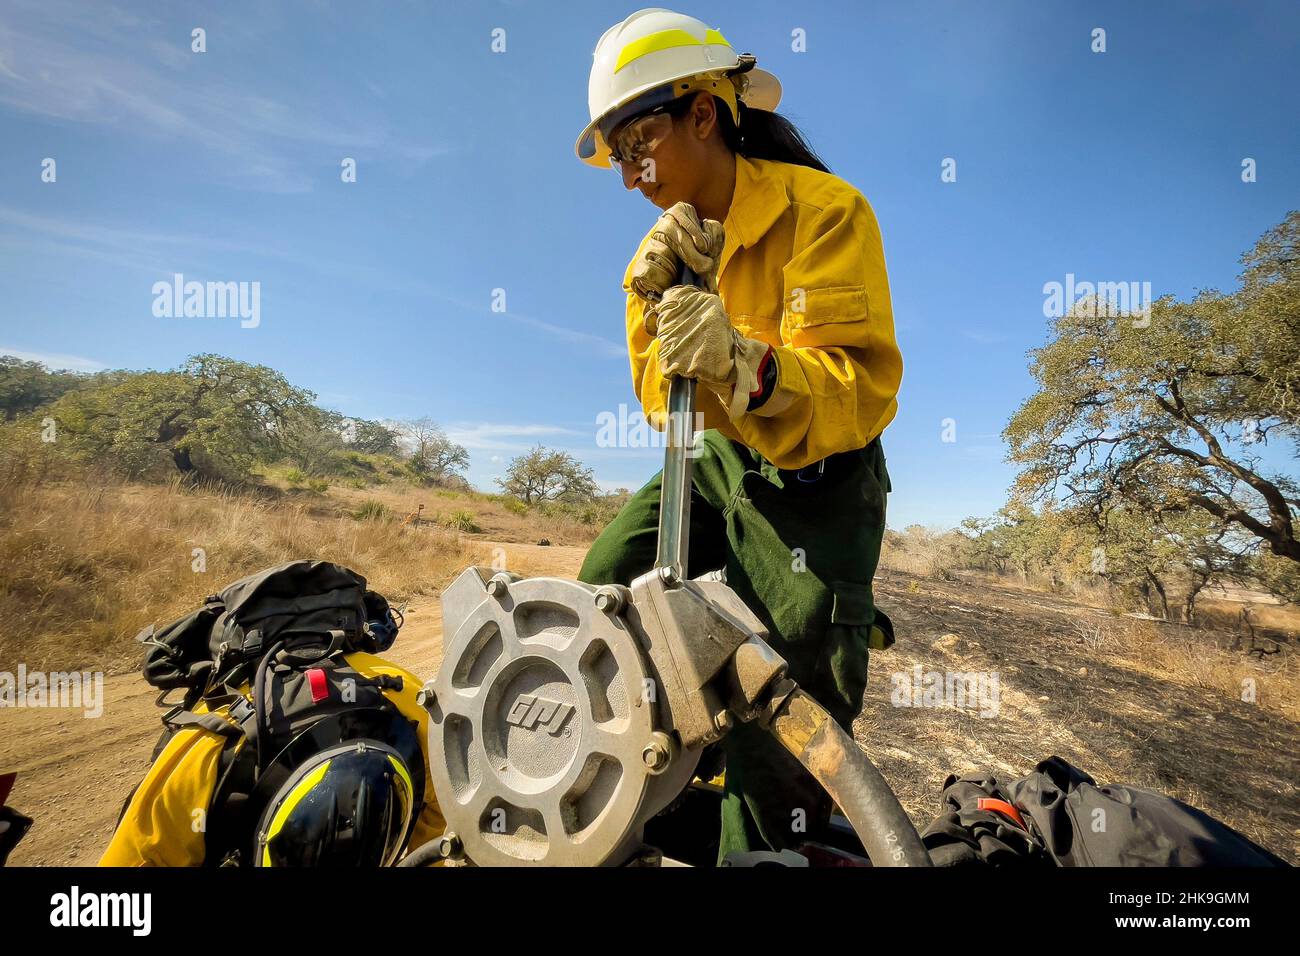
{"left": 858, "top": 568, "right": 1299, "bottom": 864}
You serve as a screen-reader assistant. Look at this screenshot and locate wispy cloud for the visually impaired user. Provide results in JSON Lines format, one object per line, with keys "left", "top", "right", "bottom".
{"left": 0, "top": 205, "right": 627, "bottom": 358}
{"left": 446, "top": 422, "right": 586, "bottom": 452}
{"left": 429, "top": 299, "right": 625, "bottom": 359}
{"left": 0, "top": 346, "right": 106, "bottom": 372}
{"left": 0, "top": 0, "right": 447, "bottom": 192}
{"left": 0, "top": 204, "right": 338, "bottom": 275}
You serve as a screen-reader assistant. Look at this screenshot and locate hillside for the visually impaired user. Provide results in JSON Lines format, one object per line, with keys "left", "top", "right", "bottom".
{"left": 0, "top": 475, "right": 610, "bottom": 674}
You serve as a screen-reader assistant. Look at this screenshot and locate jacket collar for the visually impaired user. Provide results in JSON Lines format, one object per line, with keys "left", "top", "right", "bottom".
{"left": 719, "top": 154, "right": 789, "bottom": 277}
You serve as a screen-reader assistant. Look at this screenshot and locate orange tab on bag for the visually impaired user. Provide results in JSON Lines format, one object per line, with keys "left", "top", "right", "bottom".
{"left": 977, "top": 797, "right": 1028, "bottom": 830}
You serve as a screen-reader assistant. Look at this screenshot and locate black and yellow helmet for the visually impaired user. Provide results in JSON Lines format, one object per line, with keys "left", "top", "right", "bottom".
{"left": 255, "top": 739, "right": 417, "bottom": 867}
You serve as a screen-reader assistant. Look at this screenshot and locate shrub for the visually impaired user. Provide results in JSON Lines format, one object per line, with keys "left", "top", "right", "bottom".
{"left": 353, "top": 499, "right": 392, "bottom": 521}
{"left": 444, "top": 509, "right": 481, "bottom": 533}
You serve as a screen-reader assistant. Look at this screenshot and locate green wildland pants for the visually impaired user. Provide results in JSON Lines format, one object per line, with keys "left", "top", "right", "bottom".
{"left": 577, "top": 428, "right": 895, "bottom": 864}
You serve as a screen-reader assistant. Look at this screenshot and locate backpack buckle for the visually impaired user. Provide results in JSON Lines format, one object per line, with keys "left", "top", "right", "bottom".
{"left": 227, "top": 696, "right": 254, "bottom": 726}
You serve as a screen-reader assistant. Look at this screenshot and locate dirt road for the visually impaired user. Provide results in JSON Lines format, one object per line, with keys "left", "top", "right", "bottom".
{"left": 2, "top": 542, "right": 586, "bottom": 866}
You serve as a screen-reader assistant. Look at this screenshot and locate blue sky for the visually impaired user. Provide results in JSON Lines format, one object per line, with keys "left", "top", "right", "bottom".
{"left": 1, "top": 0, "right": 1296, "bottom": 528}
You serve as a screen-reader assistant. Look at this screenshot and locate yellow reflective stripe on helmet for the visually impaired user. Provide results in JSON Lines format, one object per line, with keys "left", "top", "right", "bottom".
{"left": 261, "top": 760, "right": 331, "bottom": 867}
{"left": 384, "top": 754, "right": 415, "bottom": 865}
{"left": 613, "top": 27, "right": 732, "bottom": 73}
{"left": 386, "top": 753, "right": 413, "bottom": 798}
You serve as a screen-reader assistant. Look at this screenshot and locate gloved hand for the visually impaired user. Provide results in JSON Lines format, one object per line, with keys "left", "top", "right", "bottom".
{"left": 652, "top": 285, "right": 772, "bottom": 419}
{"left": 630, "top": 202, "right": 725, "bottom": 302}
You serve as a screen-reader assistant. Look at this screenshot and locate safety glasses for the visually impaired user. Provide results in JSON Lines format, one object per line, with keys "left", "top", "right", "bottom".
{"left": 606, "top": 108, "right": 677, "bottom": 168}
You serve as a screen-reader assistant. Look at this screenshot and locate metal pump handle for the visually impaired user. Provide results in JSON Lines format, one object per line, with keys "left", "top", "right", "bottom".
{"left": 643, "top": 251, "right": 934, "bottom": 869}
{"left": 654, "top": 264, "right": 699, "bottom": 577}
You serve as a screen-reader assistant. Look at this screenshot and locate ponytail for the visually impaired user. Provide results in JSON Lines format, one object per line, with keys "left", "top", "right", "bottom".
{"left": 715, "top": 97, "right": 830, "bottom": 173}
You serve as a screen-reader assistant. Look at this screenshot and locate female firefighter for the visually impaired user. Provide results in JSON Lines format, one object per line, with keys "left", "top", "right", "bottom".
{"left": 574, "top": 9, "right": 904, "bottom": 863}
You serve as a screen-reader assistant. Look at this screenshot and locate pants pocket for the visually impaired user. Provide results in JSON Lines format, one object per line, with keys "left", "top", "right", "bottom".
{"left": 832, "top": 579, "right": 894, "bottom": 652}
{"left": 810, "top": 580, "right": 876, "bottom": 727}
{"left": 869, "top": 606, "right": 896, "bottom": 650}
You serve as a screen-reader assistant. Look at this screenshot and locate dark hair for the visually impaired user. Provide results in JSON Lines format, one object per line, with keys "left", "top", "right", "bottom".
{"left": 714, "top": 97, "right": 830, "bottom": 173}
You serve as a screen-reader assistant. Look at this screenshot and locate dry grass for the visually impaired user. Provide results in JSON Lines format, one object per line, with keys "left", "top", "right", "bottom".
{"left": 1196, "top": 597, "right": 1299, "bottom": 635}
{"left": 317, "top": 481, "right": 613, "bottom": 547}
{"left": 0, "top": 476, "right": 484, "bottom": 674}
{"left": 881, "top": 526, "right": 1300, "bottom": 635}
{"left": 1104, "top": 617, "right": 1300, "bottom": 722}
{"left": 937, "top": 570, "right": 1300, "bottom": 723}
{"left": 880, "top": 526, "right": 962, "bottom": 579}
{"left": 1071, "top": 617, "right": 1113, "bottom": 652}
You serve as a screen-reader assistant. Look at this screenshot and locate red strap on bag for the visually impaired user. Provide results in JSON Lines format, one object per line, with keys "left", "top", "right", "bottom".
{"left": 306, "top": 668, "right": 329, "bottom": 703}
{"left": 977, "top": 797, "right": 1028, "bottom": 831}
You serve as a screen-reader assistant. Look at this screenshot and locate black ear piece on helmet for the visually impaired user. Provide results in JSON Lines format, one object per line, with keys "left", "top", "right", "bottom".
{"left": 358, "top": 590, "right": 403, "bottom": 654}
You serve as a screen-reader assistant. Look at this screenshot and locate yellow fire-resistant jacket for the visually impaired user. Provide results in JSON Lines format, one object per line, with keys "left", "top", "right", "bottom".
{"left": 626, "top": 154, "right": 903, "bottom": 471}
{"left": 99, "top": 652, "right": 444, "bottom": 867}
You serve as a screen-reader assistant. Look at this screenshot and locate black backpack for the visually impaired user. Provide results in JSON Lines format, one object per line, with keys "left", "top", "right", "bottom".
{"left": 130, "top": 560, "right": 423, "bottom": 866}
{"left": 139, "top": 559, "right": 397, "bottom": 695}
{"left": 921, "top": 756, "right": 1287, "bottom": 867}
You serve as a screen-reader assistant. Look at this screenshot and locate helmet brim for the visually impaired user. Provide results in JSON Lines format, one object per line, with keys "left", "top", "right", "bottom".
{"left": 575, "top": 65, "right": 782, "bottom": 168}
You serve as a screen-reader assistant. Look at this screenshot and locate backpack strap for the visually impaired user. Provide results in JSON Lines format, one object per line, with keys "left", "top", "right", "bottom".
{"left": 159, "top": 694, "right": 257, "bottom": 741}
{"left": 252, "top": 640, "right": 287, "bottom": 771}
{"left": 160, "top": 710, "right": 243, "bottom": 739}
{"left": 205, "top": 732, "right": 259, "bottom": 867}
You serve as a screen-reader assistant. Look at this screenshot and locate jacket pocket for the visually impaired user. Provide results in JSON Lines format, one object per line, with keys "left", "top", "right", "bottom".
{"left": 785, "top": 285, "right": 868, "bottom": 329}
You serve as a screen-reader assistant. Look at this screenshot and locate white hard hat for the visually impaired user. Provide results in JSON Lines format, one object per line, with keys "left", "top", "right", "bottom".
{"left": 575, "top": 7, "right": 782, "bottom": 168}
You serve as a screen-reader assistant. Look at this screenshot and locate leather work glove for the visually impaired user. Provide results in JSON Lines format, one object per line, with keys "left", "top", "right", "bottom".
{"left": 630, "top": 202, "right": 726, "bottom": 303}
{"left": 652, "top": 285, "right": 772, "bottom": 420}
